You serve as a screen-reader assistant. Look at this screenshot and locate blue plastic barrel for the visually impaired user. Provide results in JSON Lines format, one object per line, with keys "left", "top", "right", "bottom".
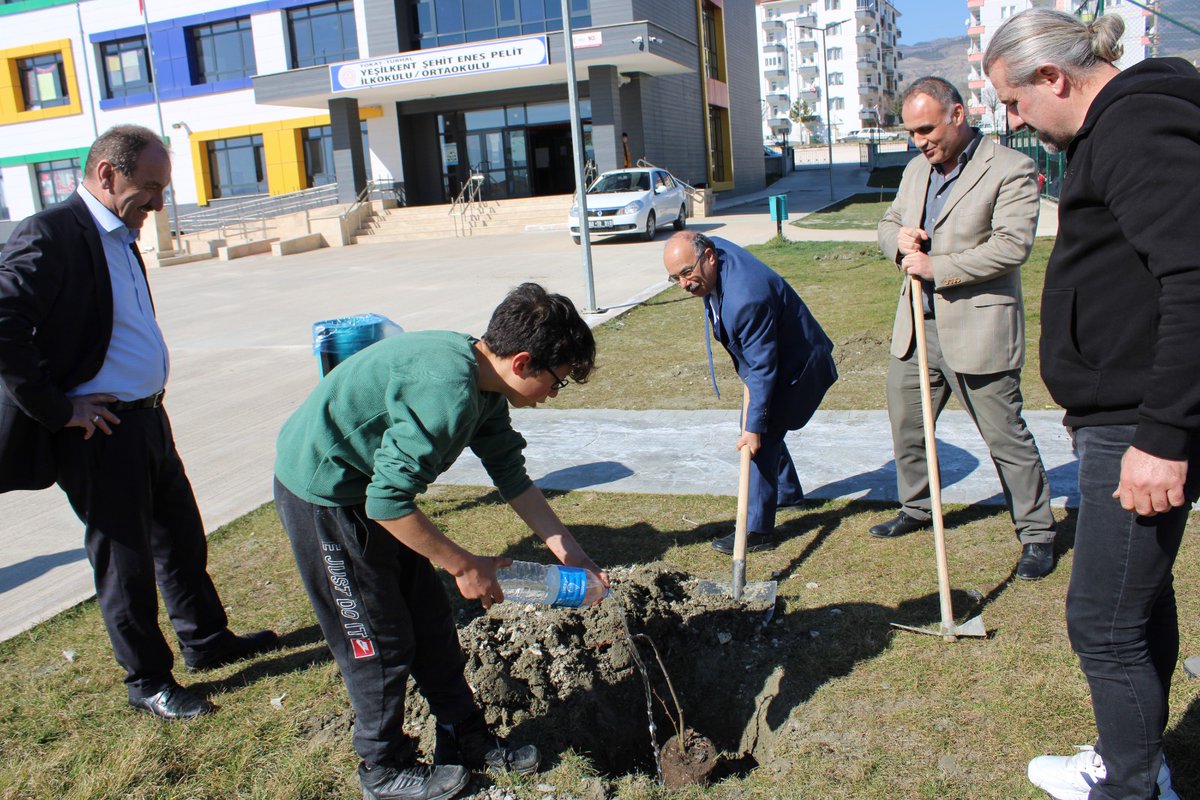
{"left": 312, "top": 314, "right": 400, "bottom": 377}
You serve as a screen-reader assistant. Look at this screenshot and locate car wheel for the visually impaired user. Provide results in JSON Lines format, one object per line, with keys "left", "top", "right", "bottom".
{"left": 673, "top": 205, "right": 687, "bottom": 230}
{"left": 571, "top": 235, "right": 581, "bottom": 245}
{"left": 643, "top": 212, "right": 656, "bottom": 241}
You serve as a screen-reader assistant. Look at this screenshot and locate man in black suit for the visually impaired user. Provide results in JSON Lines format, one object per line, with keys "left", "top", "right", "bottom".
{"left": 0, "top": 125, "right": 277, "bottom": 720}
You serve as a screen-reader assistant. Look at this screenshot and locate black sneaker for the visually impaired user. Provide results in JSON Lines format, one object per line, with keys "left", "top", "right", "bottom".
{"left": 434, "top": 712, "right": 541, "bottom": 775}
{"left": 358, "top": 761, "right": 468, "bottom": 800}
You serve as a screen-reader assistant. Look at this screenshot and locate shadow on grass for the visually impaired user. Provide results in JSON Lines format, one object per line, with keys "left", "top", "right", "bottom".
{"left": 1166, "top": 693, "right": 1200, "bottom": 796}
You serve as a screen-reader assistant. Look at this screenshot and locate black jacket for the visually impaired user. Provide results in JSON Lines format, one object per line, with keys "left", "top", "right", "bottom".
{"left": 0, "top": 192, "right": 117, "bottom": 490}
{"left": 1042, "top": 58, "right": 1200, "bottom": 460}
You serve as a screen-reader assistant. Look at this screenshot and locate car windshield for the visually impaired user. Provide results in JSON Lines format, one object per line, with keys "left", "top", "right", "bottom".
{"left": 589, "top": 172, "right": 650, "bottom": 193}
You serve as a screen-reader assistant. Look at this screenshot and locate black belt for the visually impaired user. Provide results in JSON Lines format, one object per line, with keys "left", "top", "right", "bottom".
{"left": 109, "top": 391, "right": 165, "bottom": 411}
{"left": 923, "top": 311, "right": 935, "bottom": 319}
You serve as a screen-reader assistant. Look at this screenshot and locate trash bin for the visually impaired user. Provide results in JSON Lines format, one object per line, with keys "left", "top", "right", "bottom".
{"left": 312, "top": 313, "right": 403, "bottom": 377}
{"left": 768, "top": 194, "right": 789, "bottom": 221}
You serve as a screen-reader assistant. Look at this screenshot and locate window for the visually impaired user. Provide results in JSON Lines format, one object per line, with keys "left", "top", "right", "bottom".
{"left": 827, "top": 47, "right": 842, "bottom": 60}
{"left": 288, "top": 1, "right": 358, "bottom": 68}
{"left": 35, "top": 158, "right": 81, "bottom": 208}
{"left": 18, "top": 53, "right": 68, "bottom": 110}
{"left": 703, "top": 4, "right": 722, "bottom": 80}
{"left": 827, "top": 22, "right": 843, "bottom": 36}
{"left": 708, "top": 106, "right": 727, "bottom": 183}
{"left": 416, "top": 0, "right": 589, "bottom": 49}
{"left": 302, "top": 122, "right": 369, "bottom": 188}
{"left": 207, "top": 135, "right": 266, "bottom": 198}
{"left": 825, "top": 0, "right": 840, "bottom": 8}
{"left": 99, "top": 36, "right": 151, "bottom": 99}
{"left": 189, "top": 17, "right": 256, "bottom": 84}
{"left": 829, "top": 72, "right": 844, "bottom": 85}
{"left": 830, "top": 97, "right": 844, "bottom": 111}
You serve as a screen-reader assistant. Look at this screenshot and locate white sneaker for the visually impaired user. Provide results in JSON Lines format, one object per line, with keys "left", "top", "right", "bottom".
{"left": 1027, "top": 745, "right": 1178, "bottom": 800}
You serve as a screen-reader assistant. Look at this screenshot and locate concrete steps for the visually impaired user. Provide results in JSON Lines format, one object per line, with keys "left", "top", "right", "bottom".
{"left": 355, "top": 194, "right": 572, "bottom": 243}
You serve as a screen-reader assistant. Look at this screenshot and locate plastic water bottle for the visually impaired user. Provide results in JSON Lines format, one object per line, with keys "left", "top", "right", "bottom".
{"left": 497, "top": 561, "right": 608, "bottom": 608}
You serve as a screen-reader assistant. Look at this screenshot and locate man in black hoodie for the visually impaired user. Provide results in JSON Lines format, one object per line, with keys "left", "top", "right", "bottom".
{"left": 986, "top": 9, "right": 1199, "bottom": 800}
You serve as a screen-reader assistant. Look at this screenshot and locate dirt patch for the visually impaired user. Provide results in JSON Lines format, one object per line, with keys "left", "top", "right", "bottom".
{"left": 405, "top": 564, "right": 785, "bottom": 781}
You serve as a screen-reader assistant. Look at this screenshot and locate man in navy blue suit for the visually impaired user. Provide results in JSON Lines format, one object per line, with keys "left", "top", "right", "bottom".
{"left": 663, "top": 231, "right": 837, "bottom": 552}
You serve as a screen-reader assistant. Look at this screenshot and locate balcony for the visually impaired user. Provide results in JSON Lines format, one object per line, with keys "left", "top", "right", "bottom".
{"left": 855, "top": 1, "right": 876, "bottom": 22}
{"left": 796, "top": 63, "right": 819, "bottom": 79}
{"left": 858, "top": 83, "right": 879, "bottom": 96}
{"left": 797, "top": 88, "right": 819, "bottom": 104}
{"left": 763, "top": 41, "right": 786, "bottom": 54}
{"left": 768, "top": 116, "right": 791, "bottom": 130}
{"left": 766, "top": 91, "right": 790, "bottom": 104}
{"left": 796, "top": 38, "right": 818, "bottom": 52}
{"left": 794, "top": 13, "right": 817, "bottom": 28}
{"left": 762, "top": 18, "right": 785, "bottom": 33}
{"left": 968, "top": 25, "right": 985, "bottom": 36}
{"left": 968, "top": 50, "right": 983, "bottom": 62}
{"left": 764, "top": 65, "right": 787, "bottom": 78}
{"left": 856, "top": 32, "right": 877, "bottom": 46}
{"left": 968, "top": 77, "right": 986, "bottom": 90}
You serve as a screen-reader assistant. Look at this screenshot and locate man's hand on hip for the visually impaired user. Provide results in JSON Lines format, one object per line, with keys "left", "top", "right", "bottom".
{"left": 67, "top": 394, "right": 120, "bottom": 440}
{"left": 1114, "top": 445, "right": 1188, "bottom": 516}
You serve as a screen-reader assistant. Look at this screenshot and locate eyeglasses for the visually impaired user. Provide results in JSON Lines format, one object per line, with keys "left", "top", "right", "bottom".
{"left": 546, "top": 366, "right": 570, "bottom": 391}
{"left": 667, "top": 250, "right": 706, "bottom": 284}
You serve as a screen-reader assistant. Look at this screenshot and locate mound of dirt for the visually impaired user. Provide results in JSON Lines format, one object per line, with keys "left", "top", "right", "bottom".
{"left": 405, "top": 564, "right": 785, "bottom": 782}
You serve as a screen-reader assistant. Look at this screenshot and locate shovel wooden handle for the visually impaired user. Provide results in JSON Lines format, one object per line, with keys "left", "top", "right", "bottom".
{"left": 910, "top": 276, "right": 957, "bottom": 641}
{"left": 732, "top": 445, "right": 752, "bottom": 600}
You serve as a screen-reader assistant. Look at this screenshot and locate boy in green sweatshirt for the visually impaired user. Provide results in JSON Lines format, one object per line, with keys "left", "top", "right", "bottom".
{"left": 274, "top": 283, "right": 605, "bottom": 800}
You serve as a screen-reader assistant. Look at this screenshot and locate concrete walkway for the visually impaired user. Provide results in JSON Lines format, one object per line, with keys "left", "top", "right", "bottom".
{"left": 0, "top": 167, "right": 1066, "bottom": 642}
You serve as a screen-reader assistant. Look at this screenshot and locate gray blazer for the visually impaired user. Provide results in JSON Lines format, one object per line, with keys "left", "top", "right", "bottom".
{"left": 878, "top": 135, "right": 1039, "bottom": 375}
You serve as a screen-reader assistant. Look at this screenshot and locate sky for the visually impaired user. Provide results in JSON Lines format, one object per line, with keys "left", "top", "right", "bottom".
{"left": 891, "top": 0, "right": 971, "bottom": 45}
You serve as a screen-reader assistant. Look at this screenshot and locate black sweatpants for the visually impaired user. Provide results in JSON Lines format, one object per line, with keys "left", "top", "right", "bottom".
{"left": 54, "top": 406, "right": 230, "bottom": 699}
{"left": 274, "top": 478, "right": 476, "bottom": 767}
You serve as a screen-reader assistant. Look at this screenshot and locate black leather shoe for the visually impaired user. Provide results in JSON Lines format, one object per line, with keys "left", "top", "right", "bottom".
{"left": 868, "top": 513, "right": 929, "bottom": 539}
{"left": 435, "top": 711, "right": 540, "bottom": 774}
{"left": 710, "top": 530, "right": 778, "bottom": 555}
{"left": 129, "top": 684, "right": 214, "bottom": 720}
{"left": 359, "top": 761, "right": 469, "bottom": 800}
{"left": 183, "top": 629, "right": 281, "bottom": 671}
{"left": 1016, "top": 543, "right": 1055, "bottom": 581}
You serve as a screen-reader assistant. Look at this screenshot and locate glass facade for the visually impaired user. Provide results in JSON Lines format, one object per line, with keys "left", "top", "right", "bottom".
{"left": 438, "top": 99, "right": 590, "bottom": 201}
{"left": 302, "top": 122, "right": 369, "bottom": 188}
{"left": 100, "top": 36, "right": 152, "bottom": 99}
{"left": 189, "top": 17, "right": 256, "bottom": 84}
{"left": 207, "top": 135, "right": 266, "bottom": 198}
{"left": 18, "top": 52, "right": 68, "bottom": 110}
{"left": 414, "top": 0, "right": 589, "bottom": 48}
{"left": 288, "top": 0, "right": 358, "bottom": 68}
{"left": 35, "top": 158, "right": 80, "bottom": 208}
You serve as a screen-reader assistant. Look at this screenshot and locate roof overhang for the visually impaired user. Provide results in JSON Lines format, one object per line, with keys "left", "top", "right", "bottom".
{"left": 253, "top": 23, "right": 694, "bottom": 110}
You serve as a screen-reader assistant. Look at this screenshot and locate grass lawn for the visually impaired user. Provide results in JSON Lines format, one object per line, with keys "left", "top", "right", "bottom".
{"left": 790, "top": 193, "right": 896, "bottom": 230}
{"left": 3, "top": 238, "right": 1197, "bottom": 800}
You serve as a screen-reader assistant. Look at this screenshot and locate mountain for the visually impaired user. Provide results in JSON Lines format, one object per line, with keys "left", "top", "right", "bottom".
{"left": 1157, "top": 0, "right": 1200, "bottom": 64}
{"left": 897, "top": 35, "right": 970, "bottom": 99}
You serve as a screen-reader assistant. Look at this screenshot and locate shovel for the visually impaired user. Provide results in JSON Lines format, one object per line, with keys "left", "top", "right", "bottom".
{"left": 695, "top": 446, "right": 778, "bottom": 619}
{"left": 890, "top": 276, "right": 986, "bottom": 641}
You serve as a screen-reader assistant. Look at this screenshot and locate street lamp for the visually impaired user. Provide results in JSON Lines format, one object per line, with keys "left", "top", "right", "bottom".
{"left": 793, "top": 18, "right": 848, "bottom": 200}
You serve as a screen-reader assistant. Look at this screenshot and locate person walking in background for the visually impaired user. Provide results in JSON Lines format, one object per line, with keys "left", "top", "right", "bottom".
{"left": 0, "top": 125, "right": 278, "bottom": 721}
{"left": 274, "top": 283, "right": 607, "bottom": 800}
{"left": 986, "top": 9, "right": 1200, "bottom": 799}
{"left": 663, "top": 231, "right": 837, "bottom": 554}
{"left": 875, "top": 76, "right": 1058, "bottom": 581}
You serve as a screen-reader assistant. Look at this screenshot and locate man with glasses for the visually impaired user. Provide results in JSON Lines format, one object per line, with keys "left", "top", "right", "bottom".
{"left": 274, "top": 282, "right": 607, "bottom": 800}
{"left": 663, "top": 231, "right": 837, "bottom": 553}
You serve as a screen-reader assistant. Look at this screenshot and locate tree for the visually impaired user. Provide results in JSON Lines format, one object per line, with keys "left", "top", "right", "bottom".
{"left": 789, "top": 99, "right": 818, "bottom": 123}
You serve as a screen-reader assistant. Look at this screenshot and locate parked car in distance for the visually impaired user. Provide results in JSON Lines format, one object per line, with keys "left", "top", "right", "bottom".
{"left": 567, "top": 167, "right": 687, "bottom": 244}
{"left": 839, "top": 127, "right": 903, "bottom": 143}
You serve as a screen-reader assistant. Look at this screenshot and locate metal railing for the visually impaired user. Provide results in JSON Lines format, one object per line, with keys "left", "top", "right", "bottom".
{"left": 1006, "top": 130, "right": 1064, "bottom": 201}
{"left": 175, "top": 183, "right": 341, "bottom": 242}
{"left": 636, "top": 158, "right": 701, "bottom": 203}
{"left": 448, "top": 173, "right": 486, "bottom": 237}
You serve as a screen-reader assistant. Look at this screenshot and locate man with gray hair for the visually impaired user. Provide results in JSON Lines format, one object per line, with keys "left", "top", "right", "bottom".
{"left": 875, "top": 76, "right": 1057, "bottom": 580}
{"left": 0, "top": 125, "right": 278, "bottom": 720}
{"left": 986, "top": 9, "right": 1200, "bottom": 800}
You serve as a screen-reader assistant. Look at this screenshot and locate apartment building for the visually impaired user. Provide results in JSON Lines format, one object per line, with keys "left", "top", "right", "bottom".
{"left": 0, "top": 0, "right": 765, "bottom": 223}
{"left": 756, "top": 0, "right": 902, "bottom": 146}
{"left": 967, "top": 0, "right": 1151, "bottom": 127}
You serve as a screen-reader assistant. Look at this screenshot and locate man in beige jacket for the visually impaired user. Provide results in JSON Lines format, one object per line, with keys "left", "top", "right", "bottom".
{"left": 875, "top": 76, "right": 1056, "bottom": 580}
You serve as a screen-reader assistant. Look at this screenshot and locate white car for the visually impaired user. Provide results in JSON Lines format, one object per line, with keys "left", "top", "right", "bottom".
{"left": 839, "top": 127, "right": 902, "bottom": 143}
{"left": 568, "top": 168, "right": 687, "bottom": 244}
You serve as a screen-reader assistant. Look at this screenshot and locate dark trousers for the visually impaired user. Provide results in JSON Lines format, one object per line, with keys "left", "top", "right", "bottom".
{"left": 54, "top": 406, "right": 229, "bottom": 699}
{"left": 747, "top": 426, "right": 802, "bottom": 534}
{"left": 1068, "top": 425, "right": 1198, "bottom": 799}
{"left": 274, "top": 479, "right": 476, "bottom": 767}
